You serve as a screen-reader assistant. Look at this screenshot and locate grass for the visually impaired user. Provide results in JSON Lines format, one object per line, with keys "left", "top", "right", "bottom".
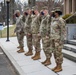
{"left": 0, "top": 25, "right": 16, "bottom": 38}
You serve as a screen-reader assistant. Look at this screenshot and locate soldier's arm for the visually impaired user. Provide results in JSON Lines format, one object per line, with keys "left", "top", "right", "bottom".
{"left": 19, "top": 18, "right": 25, "bottom": 33}
{"left": 22, "top": 15, "right": 26, "bottom": 22}
{"left": 59, "top": 18, "right": 66, "bottom": 40}
{"left": 46, "top": 16, "right": 51, "bottom": 36}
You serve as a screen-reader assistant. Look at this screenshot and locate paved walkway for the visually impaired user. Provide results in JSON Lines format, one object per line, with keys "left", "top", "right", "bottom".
{"left": 0, "top": 37, "right": 76, "bottom": 75}
{"left": 0, "top": 47, "right": 18, "bottom": 75}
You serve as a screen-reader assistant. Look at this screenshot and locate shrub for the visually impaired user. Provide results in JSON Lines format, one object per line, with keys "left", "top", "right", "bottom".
{"left": 62, "top": 14, "right": 72, "bottom": 20}
{"left": 62, "top": 14, "right": 76, "bottom": 24}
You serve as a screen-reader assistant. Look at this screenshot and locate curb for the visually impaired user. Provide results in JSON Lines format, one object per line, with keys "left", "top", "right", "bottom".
{"left": 0, "top": 43, "right": 26, "bottom": 75}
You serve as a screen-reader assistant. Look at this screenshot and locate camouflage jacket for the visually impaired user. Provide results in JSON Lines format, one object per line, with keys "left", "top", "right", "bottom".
{"left": 40, "top": 14, "right": 51, "bottom": 37}
{"left": 31, "top": 14, "right": 41, "bottom": 34}
{"left": 22, "top": 15, "right": 27, "bottom": 23}
{"left": 25, "top": 15, "right": 32, "bottom": 34}
{"left": 14, "top": 15, "right": 25, "bottom": 33}
{"left": 50, "top": 17, "right": 66, "bottom": 40}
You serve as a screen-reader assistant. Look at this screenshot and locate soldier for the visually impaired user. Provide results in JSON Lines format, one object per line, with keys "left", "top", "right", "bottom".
{"left": 24, "top": 7, "right": 33, "bottom": 56}
{"left": 40, "top": 6, "right": 52, "bottom": 66}
{"left": 50, "top": 8, "right": 66, "bottom": 72}
{"left": 14, "top": 10, "right": 25, "bottom": 53}
{"left": 31, "top": 6, "right": 41, "bottom": 60}
{"left": 22, "top": 8, "right": 28, "bottom": 23}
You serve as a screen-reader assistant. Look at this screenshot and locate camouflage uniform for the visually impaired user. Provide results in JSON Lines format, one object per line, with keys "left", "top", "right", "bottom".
{"left": 25, "top": 15, "right": 33, "bottom": 50}
{"left": 31, "top": 14, "right": 41, "bottom": 52}
{"left": 50, "top": 17, "right": 66, "bottom": 64}
{"left": 14, "top": 15, "right": 25, "bottom": 48}
{"left": 40, "top": 14, "right": 51, "bottom": 59}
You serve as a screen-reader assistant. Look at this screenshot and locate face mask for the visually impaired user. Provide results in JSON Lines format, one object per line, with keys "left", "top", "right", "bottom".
{"left": 24, "top": 12, "right": 28, "bottom": 16}
{"left": 15, "top": 14, "right": 19, "bottom": 17}
{"left": 40, "top": 12, "right": 44, "bottom": 15}
{"left": 32, "top": 11, "right": 35, "bottom": 15}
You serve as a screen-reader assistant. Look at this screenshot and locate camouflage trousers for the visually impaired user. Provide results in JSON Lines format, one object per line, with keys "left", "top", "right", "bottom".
{"left": 42, "top": 36, "right": 52, "bottom": 59}
{"left": 26, "top": 33, "right": 33, "bottom": 50}
{"left": 32, "top": 34, "right": 41, "bottom": 52}
{"left": 50, "top": 39, "right": 63, "bottom": 64}
{"left": 16, "top": 32, "right": 24, "bottom": 48}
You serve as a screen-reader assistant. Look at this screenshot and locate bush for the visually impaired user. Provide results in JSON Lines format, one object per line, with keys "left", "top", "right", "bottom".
{"left": 62, "top": 14, "right": 72, "bottom": 20}
{"left": 62, "top": 14, "right": 76, "bottom": 24}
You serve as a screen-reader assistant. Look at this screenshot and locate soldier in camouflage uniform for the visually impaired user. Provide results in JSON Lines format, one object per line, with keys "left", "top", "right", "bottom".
{"left": 22, "top": 8, "right": 28, "bottom": 23}
{"left": 24, "top": 7, "right": 33, "bottom": 56}
{"left": 14, "top": 10, "right": 25, "bottom": 53}
{"left": 50, "top": 8, "right": 66, "bottom": 72}
{"left": 31, "top": 6, "right": 41, "bottom": 60}
{"left": 40, "top": 7, "right": 52, "bottom": 66}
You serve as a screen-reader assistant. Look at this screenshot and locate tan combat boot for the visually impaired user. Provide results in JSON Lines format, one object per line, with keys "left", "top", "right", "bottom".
{"left": 51, "top": 66, "right": 57, "bottom": 71}
{"left": 17, "top": 46, "right": 21, "bottom": 48}
{"left": 17, "top": 47, "right": 24, "bottom": 53}
{"left": 53, "top": 64, "right": 62, "bottom": 72}
{"left": 25, "top": 50, "right": 33, "bottom": 56}
{"left": 31, "top": 52, "right": 41, "bottom": 60}
{"left": 41, "top": 58, "right": 51, "bottom": 66}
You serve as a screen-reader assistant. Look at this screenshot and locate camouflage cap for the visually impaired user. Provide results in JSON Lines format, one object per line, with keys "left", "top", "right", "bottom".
{"left": 54, "top": 7, "right": 62, "bottom": 15}
{"left": 14, "top": 10, "right": 20, "bottom": 15}
{"left": 26, "top": 7, "right": 31, "bottom": 10}
{"left": 42, "top": 6, "right": 48, "bottom": 10}
{"left": 23, "top": 7, "right": 30, "bottom": 12}
{"left": 32, "top": 6, "right": 38, "bottom": 11}
{"left": 51, "top": 8, "right": 55, "bottom": 12}
{"left": 55, "top": 7, "right": 62, "bottom": 12}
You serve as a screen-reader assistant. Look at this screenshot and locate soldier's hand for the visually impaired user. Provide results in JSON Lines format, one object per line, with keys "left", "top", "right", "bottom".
{"left": 27, "top": 33, "right": 31, "bottom": 36}
{"left": 46, "top": 36, "right": 49, "bottom": 39}
{"left": 38, "top": 33, "right": 41, "bottom": 37}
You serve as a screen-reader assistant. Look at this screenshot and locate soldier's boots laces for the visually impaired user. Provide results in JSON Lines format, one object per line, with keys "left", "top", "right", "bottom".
{"left": 53, "top": 64, "right": 62, "bottom": 72}
{"left": 25, "top": 50, "right": 33, "bottom": 56}
{"left": 41, "top": 58, "right": 51, "bottom": 66}
{"left": 31, "top": 52, "right": 41, "bottom": 60}
{"left": 17, "top": 46, "right": 21, "bottom": 48}
{"left": 17, "top": 47, "right": 24, "bottom": 53}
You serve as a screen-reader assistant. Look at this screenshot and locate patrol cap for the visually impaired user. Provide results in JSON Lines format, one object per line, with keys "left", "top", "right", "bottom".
{"left": 54, "top": 7, "right": 62, "bottom": 15}
{"left": 25, "top": 7, "right": 31, "bottom": 10}
{"left": 55, "top": 7, "right": 61, "bottom": 12}
{"left": 32, "top": 6, "right": 38, "bottom": 11}
{"left": 14, "top": 10, "right": 20, "bottom": 15}
{"left": 51, "top": 8, "right": 55, "bottom": 12}
{"left": 23, "top": 7, "right": 30, "bottom": 12}
{"left": 42, "top": 6, "right": 48, "bottom": 10}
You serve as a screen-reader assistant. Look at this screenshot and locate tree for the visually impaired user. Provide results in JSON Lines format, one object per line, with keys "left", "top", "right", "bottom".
{"left": 28, "top": 0, "right": 36, "bottom": 7}
{"left": 10, "top": 0, "right": 15, "bottom": 24}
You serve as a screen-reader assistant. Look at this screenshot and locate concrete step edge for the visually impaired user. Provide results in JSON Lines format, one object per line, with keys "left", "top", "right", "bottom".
{"left": 63, "top": 44, "right": 76, "bottom": 53}
{"left": 62, "top": 49, "right": 76, "bottom": 62}
{"left": 68, "top": 40, "right": 76, "bottom": 45}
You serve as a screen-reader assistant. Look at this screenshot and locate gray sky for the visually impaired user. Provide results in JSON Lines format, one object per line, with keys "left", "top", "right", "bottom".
{"left": 0, "top": 0, "right": 3, "bottom": 2}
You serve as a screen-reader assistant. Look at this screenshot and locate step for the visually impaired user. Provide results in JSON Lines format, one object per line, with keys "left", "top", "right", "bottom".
{"left": 62, "top": 49, "right": 76, "bottom": 62}
{"left": 68, "top": 40, "right": 76, "bottom": 45}
{"left": 63, "top": 44, "right": 76, "bottom": 53}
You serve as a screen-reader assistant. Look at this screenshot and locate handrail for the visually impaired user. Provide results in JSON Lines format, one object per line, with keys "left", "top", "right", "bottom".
{"left": 65, "top": 12, "right": 76, "bottom": 21}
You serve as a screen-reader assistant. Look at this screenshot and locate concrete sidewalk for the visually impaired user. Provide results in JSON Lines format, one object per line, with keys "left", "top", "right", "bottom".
{"left": 0, "top": 37, "right": 76, "bottom": 75}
